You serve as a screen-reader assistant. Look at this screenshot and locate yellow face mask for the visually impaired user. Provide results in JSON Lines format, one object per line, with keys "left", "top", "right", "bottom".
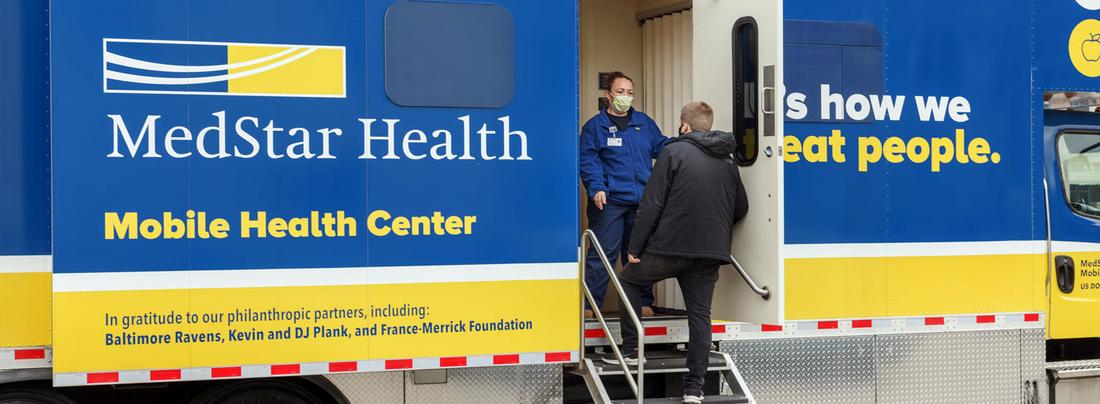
{"left": 611, "top": 95, "right": 633, "bottom": 113}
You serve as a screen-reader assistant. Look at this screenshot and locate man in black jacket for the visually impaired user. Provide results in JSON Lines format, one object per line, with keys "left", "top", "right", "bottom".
{"left": 604, "top": 101, "right": 748, "bottom": 403}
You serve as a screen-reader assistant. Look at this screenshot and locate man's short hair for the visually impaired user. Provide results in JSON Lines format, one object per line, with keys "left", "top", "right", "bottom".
{"left": 605, "top": 71, "right": 634, "bottom": 89}
{"left": 680, "top": 101, "right": 714, "bottom": 132}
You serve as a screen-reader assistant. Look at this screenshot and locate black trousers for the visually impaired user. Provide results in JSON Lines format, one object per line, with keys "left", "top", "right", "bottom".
{"left": 617, "top": 253, "right": 720, "bottom": 396}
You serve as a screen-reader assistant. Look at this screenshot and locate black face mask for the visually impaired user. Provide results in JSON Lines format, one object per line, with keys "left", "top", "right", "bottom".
{"left": 679, "top": 126, "right": 689, "bottom": 136}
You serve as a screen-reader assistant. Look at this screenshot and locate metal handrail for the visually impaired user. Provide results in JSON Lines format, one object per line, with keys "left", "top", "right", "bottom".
{"left": 728, "top": 254, "right": 770, "bottom": 300}
{"left": 581, "top": 229, "right": 645, "bottom": 403}
{"left": 581, "top": 280, "right": 639, "bottom": 397}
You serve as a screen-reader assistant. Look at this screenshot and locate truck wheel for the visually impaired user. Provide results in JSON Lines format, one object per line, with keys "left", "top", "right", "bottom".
{"left": 0, "top": 389, "right": 77, "bottom": 404}
{"left": 189, "top": 379, "right": 328, "bottom": 404}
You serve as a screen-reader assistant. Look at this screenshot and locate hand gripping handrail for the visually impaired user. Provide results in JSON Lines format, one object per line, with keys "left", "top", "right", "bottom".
{"left": 728, "top": 254, "right": 770, "bottom": 299}
{"left": 581, "top": 229, "right": 645, "bottom": 403}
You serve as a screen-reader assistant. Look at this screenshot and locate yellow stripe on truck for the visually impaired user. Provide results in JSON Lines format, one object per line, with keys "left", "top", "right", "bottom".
{"left": 0, "top": 272, "right": 52, "bottom": 347}
{"left": 52, "top": 279, "right": 579, "bottom": 373}
{"left": 785, "top": 253, "right": 1047, "bottom": 320}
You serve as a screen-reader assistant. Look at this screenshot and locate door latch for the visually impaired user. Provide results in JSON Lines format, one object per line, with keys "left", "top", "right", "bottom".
{"left": 1056, "top": 255, "right": 1075, "bottom": 294}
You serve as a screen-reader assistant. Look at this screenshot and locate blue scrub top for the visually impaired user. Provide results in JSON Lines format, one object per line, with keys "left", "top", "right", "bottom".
{"left": 579, "top": 108, "right": 668, "bottom": 205}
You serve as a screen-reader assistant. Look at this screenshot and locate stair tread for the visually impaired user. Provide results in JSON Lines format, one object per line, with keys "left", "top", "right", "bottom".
{"left": 612, "top": 394, "right": 748, "bottom": 404}
{"left": 592, "top": 351, "right": 728, "bottom": 375}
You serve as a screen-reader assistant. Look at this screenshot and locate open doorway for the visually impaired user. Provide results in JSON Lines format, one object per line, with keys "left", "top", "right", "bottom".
{"left": 579, "top": 0, "right": 694, "bottom": 316}
{"left": 579, "top": 0, "right": 783, "bottom": 325}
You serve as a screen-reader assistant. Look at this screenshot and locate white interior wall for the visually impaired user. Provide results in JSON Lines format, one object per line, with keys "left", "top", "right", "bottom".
{"left": 642, "top": 11, "right": 692, "bottom": 139}
{"left": 580, "top": 0, "right": 643, "bottom": 119}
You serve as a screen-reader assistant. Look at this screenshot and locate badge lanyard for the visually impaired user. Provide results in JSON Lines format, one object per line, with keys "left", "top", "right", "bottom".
{"left": 607, "top": 126, "right": 623, "bottom": 147}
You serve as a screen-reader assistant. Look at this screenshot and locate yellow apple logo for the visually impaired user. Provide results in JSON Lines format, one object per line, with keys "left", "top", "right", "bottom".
{"left": 1087, "top": 34, "right": 1100, "bottom": 62}
{"left": 1070, "top": 19, "right": 1100, "bottom": 77}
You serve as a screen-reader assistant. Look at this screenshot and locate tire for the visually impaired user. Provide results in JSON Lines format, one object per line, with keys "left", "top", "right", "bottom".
{"left": 189, "top": 379, "right": 328, "bottom": 404}
{"left": 0, "top": 389, "right": 77, "bottom": 404}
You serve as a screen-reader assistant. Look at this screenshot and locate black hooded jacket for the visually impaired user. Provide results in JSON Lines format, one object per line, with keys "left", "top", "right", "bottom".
{"left": 627, "top": 131, "right": 749, "bottom": 262}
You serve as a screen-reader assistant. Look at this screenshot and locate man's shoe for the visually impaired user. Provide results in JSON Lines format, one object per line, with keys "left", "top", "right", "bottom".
{"left": 584, "top": 309, "right": 594, "bottom": 319}
{"left": 642, "top": 306, "right": 655, "bottom": 316}
{"left": 600, "top": 351, "right": 646, "bottom": 366}
{"left": 682, "top": 394, "right": 704, "bottom": 403}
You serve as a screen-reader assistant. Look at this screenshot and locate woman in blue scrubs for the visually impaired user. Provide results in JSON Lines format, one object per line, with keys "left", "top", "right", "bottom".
{"left": 579, "top": 71, "right": 668, "bottom": 317}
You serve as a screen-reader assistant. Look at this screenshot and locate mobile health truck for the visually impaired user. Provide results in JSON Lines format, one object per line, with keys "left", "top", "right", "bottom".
{"left": 2, "top": 0, "right": 1099, "bottom": 403}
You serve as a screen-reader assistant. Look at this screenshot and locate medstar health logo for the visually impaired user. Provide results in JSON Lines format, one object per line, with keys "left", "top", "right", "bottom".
{"left": 103, "top": 38, "right": 346, "bottom": 98}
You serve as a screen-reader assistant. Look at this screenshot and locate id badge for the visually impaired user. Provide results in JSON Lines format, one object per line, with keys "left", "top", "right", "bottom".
{"left": 607, "top": 137, "right": 623, "bottom": 147}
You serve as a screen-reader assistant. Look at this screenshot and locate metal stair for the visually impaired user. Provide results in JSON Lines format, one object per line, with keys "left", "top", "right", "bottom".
{"left": 574, "top": 230, "right": 756, "bottom": 404}
{"left": 589, "top": 350, "right": 728, "bottom": 376}
{"left": 570, "top": 350, "right": 753, "bottom": 403}
{"left": 614, "top": 397, "right": 747, "bottom": 404}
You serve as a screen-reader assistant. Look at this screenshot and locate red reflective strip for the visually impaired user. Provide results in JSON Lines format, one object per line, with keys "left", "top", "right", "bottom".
{"left": 976, "top": 315, "right": 996, "bottom": 324}
{"left": 584, "top": 329, "right": 606, "bottom": 338}
{"left": 1025, "top": 313, "right": 1040, "bottom": 322}
{"left": 271, "top": 364, "right": 300, "bottom": 375}
{"left": 13, "top": 349, "right": 45, "bottom": 360}
{"left": 150, "top": 369, "right": 181, "bottom": 381}
{"left": 818, "top": 320, "right": 839, "bottom": 330}
{"left": 493, "top": 354, "right": 520, "bottom": 365}
{"left": 440, "top": 357, "right": 467, "bottom": 367}
{"left": 87, "top": 372, "right": 119, "bottom": 384}
{"left": 386, "top": 359, "right": 413, "bottom": 370}
{"left": 644, "top": 327, "right": 667, "bottom": 336}
{"left": 711, "top": 324, "right": 727, "bottom": 334}
{"left": 211, "top": 367, "right": 242, "bottom": 378}
{"left": 852, "top": 319, "right": 873, "bottom": 328}
{"left": 761, "top": 324, "right": 783, "bottom": 332}
{"left": 925, "top": 317, "right": 945, "bottom": 326}
{"left": 328, "top": 362, "right": 358, "bottom": 372}
{"left": 545, "top": 352, "right": 572, "bottom": 362}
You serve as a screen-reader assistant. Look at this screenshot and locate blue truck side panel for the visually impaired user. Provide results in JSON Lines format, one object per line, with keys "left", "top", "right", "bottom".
{"left": 50, "top": 0, "right": 579, "bottom": 273}
{"left": 1035, "top": 2, "right": 1100, "bottom": 91}
{"left": 46, "top": 0, "right": 581, "bottom": 378}
{"left": 0, "top": 0, "right": 51, "bottom": 256}
{"left": 784, "top": 0, "right": 1036, "bottom": 245}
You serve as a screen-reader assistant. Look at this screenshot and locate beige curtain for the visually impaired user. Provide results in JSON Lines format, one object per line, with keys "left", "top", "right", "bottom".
{"left": 643, "top": 10, "right": 692, "bottom": 137}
